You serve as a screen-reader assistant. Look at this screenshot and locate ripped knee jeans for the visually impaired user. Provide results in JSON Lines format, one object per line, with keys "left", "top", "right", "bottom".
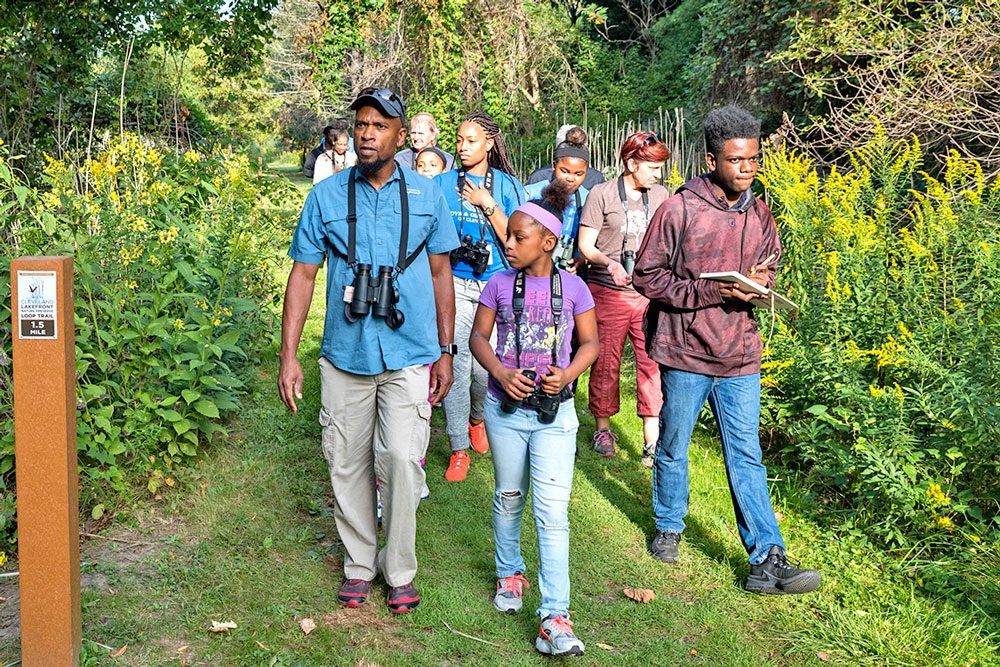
{"left": 483, "top": 392, "right": 578, "bottom": 618}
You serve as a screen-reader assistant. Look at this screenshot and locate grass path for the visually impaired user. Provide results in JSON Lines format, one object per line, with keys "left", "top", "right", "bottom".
{"left": 1, "top": 164, "right": 995, "bottom": 666}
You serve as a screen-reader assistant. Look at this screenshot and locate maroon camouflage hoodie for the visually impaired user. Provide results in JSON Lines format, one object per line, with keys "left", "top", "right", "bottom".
{"left": 632, "top": 174, "right": 780, "bottom": 377}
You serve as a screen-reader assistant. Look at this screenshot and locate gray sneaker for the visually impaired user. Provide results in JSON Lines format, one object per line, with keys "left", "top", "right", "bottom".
{"left": 641, "top": 442, "right": 656, "bottom": 468}
{"left": 745, "top": 546, "right": 821, "bottom": 595}
{"left": 591, "top": 429, "right": 618, "bottom": 457}
{"left": 535, "top": 615, "right": 584, "bottom": 656}
{"left": 493, "top": 573, "right": 529, "bottom": 614}
{"left": 650, "top": 531, "right": 681, "bottom": 563}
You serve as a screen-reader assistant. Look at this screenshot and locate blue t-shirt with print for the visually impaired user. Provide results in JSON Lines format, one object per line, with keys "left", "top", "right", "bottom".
{"left": 288, "top": 165, "right": 459, "bottom": 375}
{"left": 435, "top": 168, "right": 527, "bottom": 281}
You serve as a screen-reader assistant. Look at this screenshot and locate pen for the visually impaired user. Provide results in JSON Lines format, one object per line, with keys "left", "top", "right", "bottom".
{"left": 750, "top": 253, "right": 776, "bottom": 276}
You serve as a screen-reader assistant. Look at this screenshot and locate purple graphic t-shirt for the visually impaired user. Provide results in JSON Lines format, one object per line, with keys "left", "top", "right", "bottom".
{"left": 479, "top": 268, "right": 595, "bottom": 400}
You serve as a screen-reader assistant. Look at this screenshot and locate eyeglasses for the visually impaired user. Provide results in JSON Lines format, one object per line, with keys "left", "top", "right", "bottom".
{"left": 358, "top": 86, "right": 406, "bottom": 116}
{"left": 643, "top": 133, "right": 661, "bottom": 146}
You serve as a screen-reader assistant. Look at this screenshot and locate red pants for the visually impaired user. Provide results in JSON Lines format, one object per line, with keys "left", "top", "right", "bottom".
{"left": 587, "top": 282, "right": 663, "bottom": 418}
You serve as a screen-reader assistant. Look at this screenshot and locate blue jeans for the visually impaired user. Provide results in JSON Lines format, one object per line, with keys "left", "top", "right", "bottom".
{"left": 652, "top": 369, "right": 784, "bottom": 565}
{"left": 484, "top": 392, "right": 578, "bottom": 618}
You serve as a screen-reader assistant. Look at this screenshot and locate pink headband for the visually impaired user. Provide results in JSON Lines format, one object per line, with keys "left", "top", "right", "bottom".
{"left": 516, "top": 202, "right": 562, "bottom": 237}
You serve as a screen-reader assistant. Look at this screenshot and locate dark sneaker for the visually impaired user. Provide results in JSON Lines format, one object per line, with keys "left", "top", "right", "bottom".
{"left": 493, "top": 573, "right": 530, "bottom": 614}
{"left": 387, "top": 581, "right": 421, "bottom": 614}
{"left": 536, "top": 614, "right": 584, "bottom": 656}
{"left": 337, "top": 578, "right": 371, "bottom": 607}
{"left": 745, "top": 546, "right": 821, "bottom": 595}
{"left": 640, "top": 442, "right": 656, "bottom": 468}
{"left": 591, "top": 429, "right": 618, "bottom": 457}
{"left": 649, "top": 531, "right": 681, "bottom": 563}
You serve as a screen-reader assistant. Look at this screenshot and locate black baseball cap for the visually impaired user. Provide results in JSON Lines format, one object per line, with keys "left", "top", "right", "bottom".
{"left": 349, "top": 87, "right": 406, "bottom": 120}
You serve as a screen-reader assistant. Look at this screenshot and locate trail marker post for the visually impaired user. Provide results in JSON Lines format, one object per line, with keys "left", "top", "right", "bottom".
{"left": 11, "top": 256, "right": 80, "bottom": 666}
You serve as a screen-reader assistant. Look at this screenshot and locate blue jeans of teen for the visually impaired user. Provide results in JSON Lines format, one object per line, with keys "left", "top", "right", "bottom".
{"left": 484, "top": 392, "right": 578, "bottom": 619}
{"left": 652, "top": 369, "right": 784, "bottom": 565}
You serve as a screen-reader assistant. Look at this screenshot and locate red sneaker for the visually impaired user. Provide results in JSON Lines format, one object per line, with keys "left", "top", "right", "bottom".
{"left": 469, "top": 421, "right": 490, "bottom": 454}
{"left": 387, "top": 582, "right": 421, "bottom": 614}
{"left": 445, "top": 450, "right": 470, "bottom": 482}
{"left": 336, "top": 578, "right": 371, "bottom": 607}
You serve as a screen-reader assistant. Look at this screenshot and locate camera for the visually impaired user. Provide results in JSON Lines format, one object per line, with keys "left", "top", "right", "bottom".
{"left": 451, "top": 234, "right": 491, "bottom": 274}
{"left": 499, "top": 369, "right": 561, "bottom": 424}
{"left": 344, "top": 264, "right": 404, "bottom": 329}
{"left": 621, "top": 249, "right": 636, "bottom": 276}
{"left": 552, "top": 235, "right": 575, "bottom": 270}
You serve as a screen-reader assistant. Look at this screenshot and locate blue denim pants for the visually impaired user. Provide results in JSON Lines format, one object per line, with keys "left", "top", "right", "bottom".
{"left": 653, "top": 368, "right": 785, "bottom": 565}
{"left": 484, "top": 392, "right": 578, "bottom": 618}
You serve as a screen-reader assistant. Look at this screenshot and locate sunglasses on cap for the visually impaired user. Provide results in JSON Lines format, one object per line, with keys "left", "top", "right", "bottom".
{"left": 350, "top": 86, "right": 407, "bottom": 119}
{"left": 643, "top": 133, "right": 662, "bottom": 145}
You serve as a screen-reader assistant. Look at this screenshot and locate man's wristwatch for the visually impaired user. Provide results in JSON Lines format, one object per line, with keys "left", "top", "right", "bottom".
{"left": 483, "top": 202, "right": 497, "bottom": 217}
{"left": 439, "top": 344, "right": 458, "bottom": 356}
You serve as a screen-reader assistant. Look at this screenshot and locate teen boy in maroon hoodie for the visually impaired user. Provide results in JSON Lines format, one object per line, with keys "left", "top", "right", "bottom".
{"left": 632, "top": 106, "right": 820, "bottom": 594}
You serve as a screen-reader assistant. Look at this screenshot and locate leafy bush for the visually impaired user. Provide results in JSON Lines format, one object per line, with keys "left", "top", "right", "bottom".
{"left": 760, "top": 131, "right": 1000, "bottom": 616}
{"left": 760, "top": 129, "right": 1000, "bottom": 541}
{"left": 0, "top": 135, "right": 295, "bottom": 548}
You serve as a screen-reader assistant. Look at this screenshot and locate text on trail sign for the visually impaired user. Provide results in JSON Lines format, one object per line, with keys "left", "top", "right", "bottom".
{"left": 17, "top": 270, "right": 58, "bottom": 340}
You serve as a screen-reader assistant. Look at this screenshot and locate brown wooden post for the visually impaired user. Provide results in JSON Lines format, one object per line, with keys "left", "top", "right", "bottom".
{"left": 11, "top": 256, "right": 80, "bottom": 667}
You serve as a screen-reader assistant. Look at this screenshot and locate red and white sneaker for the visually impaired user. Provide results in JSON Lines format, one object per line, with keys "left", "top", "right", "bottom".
{"left": 493, "top": 573, "right": 530, "bottom": 614}
{"left": 536, "top": 614, "right": 584, "bottom": 656}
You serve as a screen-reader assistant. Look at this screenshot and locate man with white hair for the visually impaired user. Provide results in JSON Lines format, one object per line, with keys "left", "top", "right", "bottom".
{"left": 396, "top": 112, "right": 455, "bottom": 171}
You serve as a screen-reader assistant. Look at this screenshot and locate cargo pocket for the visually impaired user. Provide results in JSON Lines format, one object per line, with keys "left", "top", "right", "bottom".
{"left": 410, "top": 400, "right": 432, "bottom": 461}
{"left": 319, "top": 407, "right": 337, "bottom": 467}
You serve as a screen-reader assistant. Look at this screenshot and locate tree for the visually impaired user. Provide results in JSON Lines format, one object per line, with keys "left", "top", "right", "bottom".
{"left": 778, "top": 0, "right": 1000, "bottom": 170}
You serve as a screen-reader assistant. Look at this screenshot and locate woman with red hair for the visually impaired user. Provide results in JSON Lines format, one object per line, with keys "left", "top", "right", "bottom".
{"left": 577, "top": 131, "right": 670, "bottom": 465}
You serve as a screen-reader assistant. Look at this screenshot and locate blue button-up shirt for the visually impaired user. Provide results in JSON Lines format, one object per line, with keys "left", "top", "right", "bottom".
{"left": 289, "top": 165, "right": 459, "bottom": 375}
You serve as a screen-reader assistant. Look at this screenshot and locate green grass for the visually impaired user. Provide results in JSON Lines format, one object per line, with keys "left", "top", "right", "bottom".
{"left": 1, "top": 167, "right": 996, "bottom": 666}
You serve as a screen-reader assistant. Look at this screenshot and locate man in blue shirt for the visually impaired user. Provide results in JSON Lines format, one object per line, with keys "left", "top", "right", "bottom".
{"left": 279, "top": 87, "right": 460, "bottom": 615}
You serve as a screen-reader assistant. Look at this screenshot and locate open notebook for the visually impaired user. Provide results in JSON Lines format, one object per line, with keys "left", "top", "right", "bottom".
{"left": 699, "top": 271, "right": 798, "bottom": 311}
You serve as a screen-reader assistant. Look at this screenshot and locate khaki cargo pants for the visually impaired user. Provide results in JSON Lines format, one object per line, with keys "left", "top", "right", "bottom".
{"left": 318, "top": 357, "right": 431, "bottom": 587}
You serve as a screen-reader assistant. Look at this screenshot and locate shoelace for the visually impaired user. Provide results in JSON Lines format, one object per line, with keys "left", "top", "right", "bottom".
{"left": 499, "top": 574, "right": 529, "bottom": 597}
{"left": 769, "top": 551, "right": 803, "bottom": 574}
{"left": 450, "top": 452, "right": 469, "bottom": 469}
{"left": 595, "top": 430, "right": 617, "bottom": 445}
{"left": 548, "top": 615, "right": 574, "bottom": 634}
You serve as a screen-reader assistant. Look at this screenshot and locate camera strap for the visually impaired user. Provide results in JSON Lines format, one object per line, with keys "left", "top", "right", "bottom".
{"left": 511, "top": 265, "right": 563, "bottom": 371}
{"left": 457, "top": 166, "right": 510, "bottom": 269}
{"left": 346, "top": 166, "right": 426, "bottom": 276}
{"left": 617, "top": 175, "right": 649, "bottom": 260}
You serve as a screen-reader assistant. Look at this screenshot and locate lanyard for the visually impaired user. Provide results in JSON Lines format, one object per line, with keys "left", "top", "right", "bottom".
{"left": 511, "top": 266, "right": 563, "bottom": 369}
{"left": 457, "top": 167, "right": 510, "bottom": 269}
{"left": 345, "top": 166, "right": 424, "bottom": 276}
{"left": 617, "top": 175, "right": 649, "bottom": 258}
{"left": 457, "top": 167, "right": 494, "bottom": 240}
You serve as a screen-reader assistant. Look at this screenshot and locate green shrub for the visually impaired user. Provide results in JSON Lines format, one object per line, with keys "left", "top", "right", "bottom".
{"left": 0, "top": 135, "right": 295, "bottom": 550}
{"left": 759, "top": 130, "right": 999, "bottom": 611}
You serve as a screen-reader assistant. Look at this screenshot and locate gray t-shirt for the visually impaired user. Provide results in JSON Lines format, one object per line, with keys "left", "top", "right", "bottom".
{"left": 579, "top": 178, "right": 669, "bottom": 291}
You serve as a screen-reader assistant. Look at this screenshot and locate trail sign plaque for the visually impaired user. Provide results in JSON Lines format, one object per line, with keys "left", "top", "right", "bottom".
{"left": 16, "top": 270, "right": 58, "bottom": 339}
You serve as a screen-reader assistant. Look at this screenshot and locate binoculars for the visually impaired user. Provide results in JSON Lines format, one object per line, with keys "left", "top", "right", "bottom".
{"left": 621, "top": 250, "right": 636, "bottom": 276}
{"left": 499, "top": 369, "right": 561, "bottom": 424}
{"left": 451, "top": 234, "right": 491, "bottom": 274}
{"left": 344, "top": 264, "right": 404, "bottom": 329}
{"left": 552, "top": 236, "right": 575, "bottom": 270}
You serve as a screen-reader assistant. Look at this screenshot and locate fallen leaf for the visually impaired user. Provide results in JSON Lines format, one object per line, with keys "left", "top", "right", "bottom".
{"left": 690, "top": 648, "right": 698, "bottom": 656}
{"left": 256, "top": 641, "right": 270, "bottom": 650}
{"left": 177, "top": 645, "right": 189, "bottom": 653}
{"left": 209, "top": 620, "right": 237, "bottom": 633}
{"left": 300, "top": 617, "right": 317, "bottom": 636}
{"left": 111, "top": 645, "right": 127, "bottom": 658}
{"left": 774, "top": 511, "right": 785, "bottom": 521}
{"left": 623, "top": 587, "right": 656, "bottom": 604}
{"left": 817, "top": 651, "right": 830, "bottom": 662}
{"left": 596, "top": 643, "right": 615, "bottom": 651}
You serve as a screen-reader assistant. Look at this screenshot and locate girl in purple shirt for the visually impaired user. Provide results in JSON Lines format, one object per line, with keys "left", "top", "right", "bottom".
{"left": 469, "top": 182, "right": 599, "bottom": 657}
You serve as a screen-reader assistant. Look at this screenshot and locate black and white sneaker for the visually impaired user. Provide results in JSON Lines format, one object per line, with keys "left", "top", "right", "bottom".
{"left": 649, "top": 531, "right": 681, "bottom": 563}
{"left": 745, "top": 546, "right": 821, "bottom": 595}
